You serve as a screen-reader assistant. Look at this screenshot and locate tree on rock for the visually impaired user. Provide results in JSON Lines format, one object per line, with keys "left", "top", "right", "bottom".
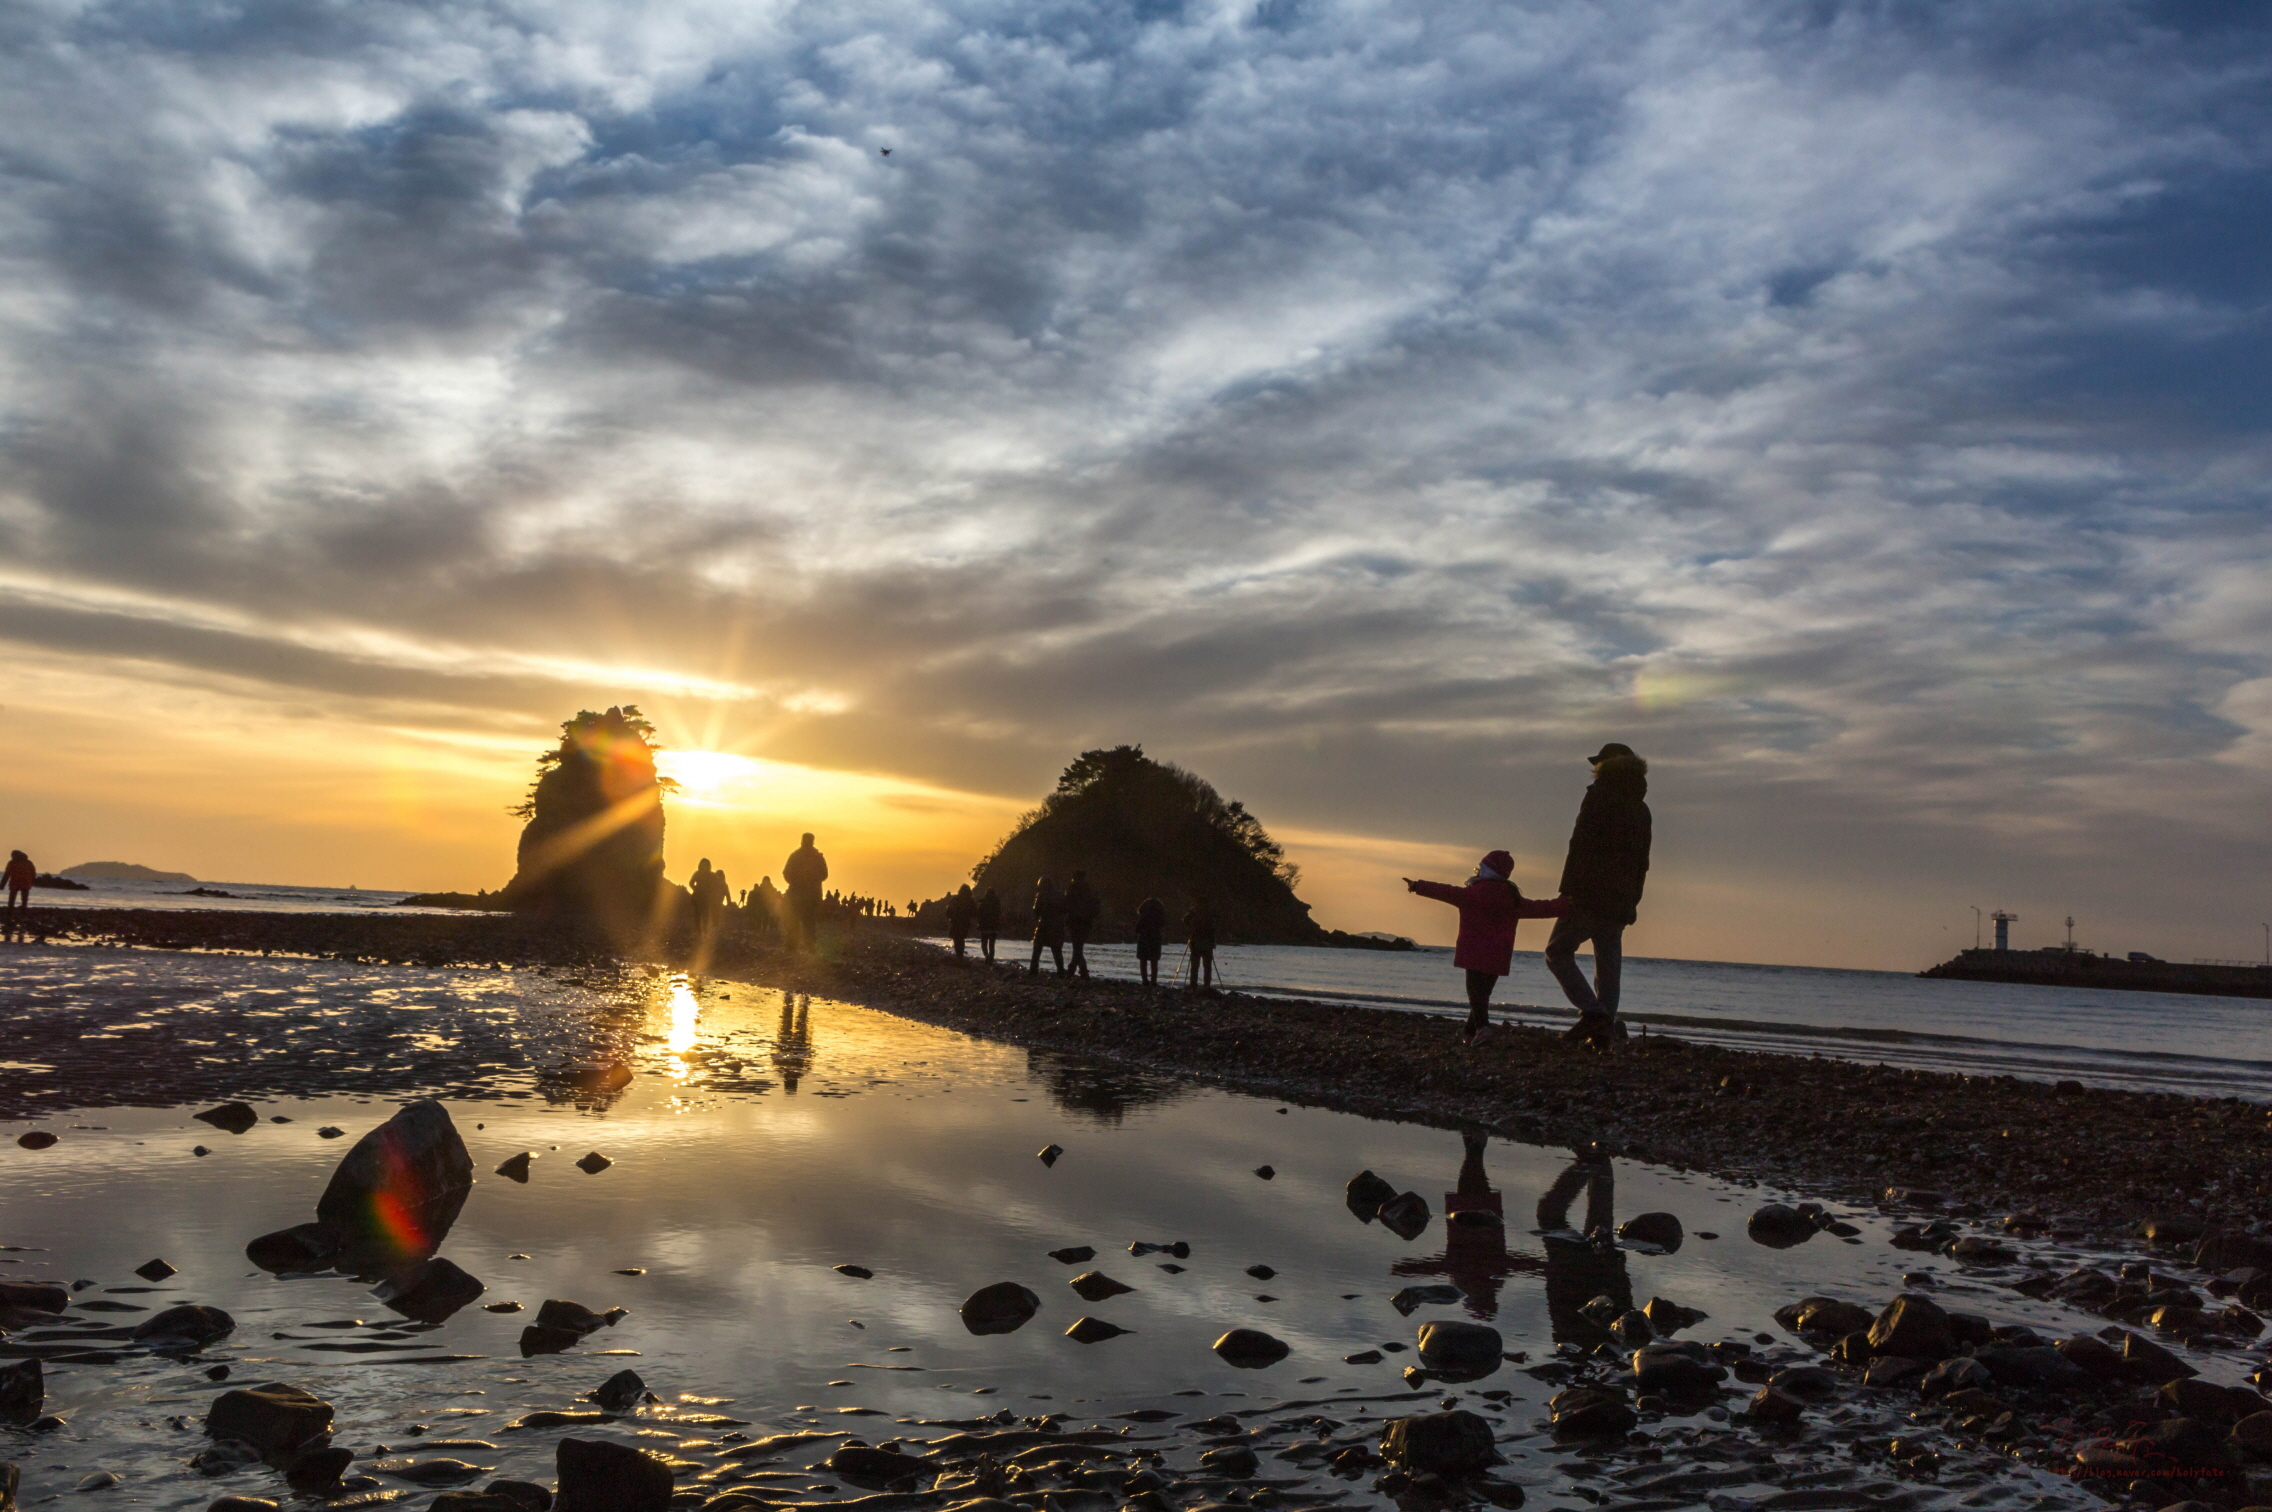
{"left": 501, "top": 707, "right": 681, "bottom": 927}
{"left": 970, "top": 745, "right": 1322, "bottom": 944}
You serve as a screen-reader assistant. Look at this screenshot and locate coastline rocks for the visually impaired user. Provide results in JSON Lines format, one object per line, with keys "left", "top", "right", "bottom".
{"left": 1416, "top": 1321, "right": 1503, "bottom": 1380}
{"left": 1549, "top": 1385, "right": 1635, "bottom": 1438}
{"left": 1047, "top": 1247, "right": 1095, "bottom": 1265}
{"left": 134, "top": 1258, "right": 178, "bottom": 1281}
{"left": 1391, "top": 1285, "right": 1461, "bottom": 1316}
{"left": 283, "top": 1446, "right": 354, "bottom": 1488}
{"left": 205, "top": 1499, "right": 279, "bottom": 1512}
{"left": 206, "top": 1382, "right": 334, "bottom": 1454}
{"left": 960, "top": 1282, "right": 1041, "bottom": 1336}
{"left": 377, "top": 1258, "right": 485, "bottom": 1323}
{"left": 1065, "top": 1317, "right": 1128, "bottom": 1343}
{"left": 829, "top": 1445, "right": 929, "bottom": 1486}
{"left": 555, "top": 1437, "right": 672, "bottom": 1512}
{"left": 15, "top": 1131, "right": 56, "bottom": 1150}
{"left": 495, "top": 1153, "right": 535, "bottom": 1183}
{"left": 1377, "top": 1192, "right": 1432, "bottom": 1241}
{"left": 246, "top": 1223, "right": 337, "bottom": 1274}
{"left": 1631, "top": 1343, "right": 1726, "bottom": 1397}
{"left": 2120, "top": 1330, "right": 2198, "bottom": 1383}
{"left": 1608, "top": 1311, "right": 1653, "bottom": 1348}
{"left": 1379, "top": 1410, "right": 1498, "bottom": 1476}
{"left": 1746, "top": 1204, "right": 1817, "bottom": 1249}
{"left": 1037, "top": 1144, "right": 1064, "bottom": 1166}
{"left": 1068, "top": 1272, "right": 1133, "bottom": 1302}
{"left": 1199, "top": 1446, "right": 1259, "bottom": 1478}
{"left": 1867, "top": 1294, "right": 1954, "bottom": 1361}
{"left": 1973, "top": 1344, "right": 2089, "bottom": 1391}
{"left": 1212, "top": 1329, "right": 1289, "bottom": 1368}
{"left": 522, "top": 1299, "right": 612, "bottom": 1356}
{"left": 1640, "top": 1297, "right": 1705, "bottom": 1333}
{"left": 1346, "top": 1171, "right": 1396, "bottom": 1221}
{"left": 1917, "top": 1357, "right": 1992, "bottom": 1399}
{"left": 574, "top": 1152, "right": 611, "bottom": 1175}
{"left": 315, "top": 1100, "right": 474, "bottom": 1269}
{"left": 194, "top": 1103, "right": 261, "bottom": 1135}
{"left": 1617, "top": 1213, "right": 1683, "bottom": 1251}
{"left": 1, "top": 1359, "right": 42, "bottom": 1424}
{"left": 131, "top": 1304, "right": 235, "bottom": 1348}
{"left": 2055, "top": 1334, "right": 2124, "bottom": 1382}
{"left": 1775, "top": 1297, "right": 1875, "bottom": 1337}
{"left": 0, "top": 1281, "right": 68, "bottom": 1315}
{"left": 591, "top": 1369, "right": 647, "bottom": 1412}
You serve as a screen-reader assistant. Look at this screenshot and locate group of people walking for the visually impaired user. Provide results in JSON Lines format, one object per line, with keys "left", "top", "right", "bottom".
{"left": 1404, "top": 742, "right": 1652, "bottom": 1047}
{"left": 937, "top": 876, "right": 1221, "bottom": 987}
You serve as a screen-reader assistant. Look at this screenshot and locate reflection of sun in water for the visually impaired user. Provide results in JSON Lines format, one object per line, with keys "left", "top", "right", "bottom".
{"left": 665, "top": 975, "right": 701, "bottom": 1079}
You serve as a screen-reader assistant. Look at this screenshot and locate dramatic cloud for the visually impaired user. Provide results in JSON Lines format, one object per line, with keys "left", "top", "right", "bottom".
{"left": 2, "top": 0, "right": 2267, "bottom": 963}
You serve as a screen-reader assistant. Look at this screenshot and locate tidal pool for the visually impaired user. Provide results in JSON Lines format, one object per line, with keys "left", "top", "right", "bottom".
{"left": 1, "top": 954, "right": 2258, "bottom": 1510}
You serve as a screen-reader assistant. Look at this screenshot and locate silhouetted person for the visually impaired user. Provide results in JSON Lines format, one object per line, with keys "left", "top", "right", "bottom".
{"left": 1543, "top": 744, "right": 1652, "bottom": 1046}
{"left": 946, "top": 884, "right": 977, "bottom": 959}
{"left": 1391, "top": 1129, "right": 1537, "bottom": 1319}
{"left": 689, "top": 858, "right": 728, "bottom": 944}
{"left": 1536, "top": 1147, "right": 1630, "bottom": 1344}
{"left": 782, "top": 833, "right": 828, "bottom": 952}
{"left": 1029, "top": 876, "right": 1067, "bottom": 977}
{"left": 1183, "top": 900, "right": 1217, "bottom": 988}
{"left": 773, "top": 992, "right": 813, "bottom": 1093}
{"left": 1134, "top": 896, "right": 1167, "bottom": 986}
{"left": 746, "top": 876, "right": 783, "bottom": 939}
{"left": 977, "top": 885, "right": 1001, "bottom": 963}
{"left": 1405, "top": 849, "right": 1567, "bottom": 1041}
{"left": 3, "top": 850, "right": 34, "bottom": 939}
{"left": 1063, "top": 870, "right": 1100, "bottom": 979}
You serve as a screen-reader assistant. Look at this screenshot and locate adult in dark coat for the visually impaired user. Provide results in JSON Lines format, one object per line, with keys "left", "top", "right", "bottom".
{"left": 1028, "top": 876, "right": 1067, "bottom": 978}
{"left": 946, "top": 884, "right": 977, "bottom": 959}
{"left": 782, "top": 833, "right": 828, "bottom": 952}
{"left": 1542, "top": 744, "right": 1651, "bottom": 1044}
{"left": 976, "top": 885, "right": 1002, "bottom": 963}
{"left": 1062, "top": 870, "right": 1101, "bottom": 980}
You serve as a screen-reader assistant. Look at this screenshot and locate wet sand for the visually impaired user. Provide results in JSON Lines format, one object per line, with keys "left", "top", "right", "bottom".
{"left": 12, "top": 907, "right": 2271, "bottom": 1234}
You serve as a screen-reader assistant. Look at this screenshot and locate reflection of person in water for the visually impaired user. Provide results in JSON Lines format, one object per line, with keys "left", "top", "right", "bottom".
{"left": 1391, "top": 1128, "right": 1538, "bottom": 1318}
{"left": 771, "top": 992, "right": 813, "bottom": 1093}
{"left": 1537, "top": 1147, "right": 1631, "bottom": 1343}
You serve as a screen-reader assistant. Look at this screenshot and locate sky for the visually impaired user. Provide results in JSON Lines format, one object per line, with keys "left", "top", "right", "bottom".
{"left": 1, "top": 0, "right": 2267, "bottom": 971}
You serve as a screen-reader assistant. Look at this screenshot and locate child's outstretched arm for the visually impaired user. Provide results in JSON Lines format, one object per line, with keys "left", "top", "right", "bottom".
{"left": 1404, "top": 877, "right": 1465, "bottom": 906}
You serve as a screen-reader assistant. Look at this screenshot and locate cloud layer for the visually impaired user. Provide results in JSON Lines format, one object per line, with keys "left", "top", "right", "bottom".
{"left": 3, "top": 0, "right": 2268, "bottom": 961}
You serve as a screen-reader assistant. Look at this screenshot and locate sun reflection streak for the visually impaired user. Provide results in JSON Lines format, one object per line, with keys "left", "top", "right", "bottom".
{"left": 665, "top": 975, "right": 701, "bottom": 1079}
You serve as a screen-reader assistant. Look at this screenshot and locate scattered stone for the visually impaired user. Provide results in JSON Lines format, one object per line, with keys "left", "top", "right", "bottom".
{"left": 1064, "top": 1316, "right": 1127, "bottom": 1343}
{"left": 205, "top": 1499, "right": 279, "bottom": 1512}
{"left": 1345, "top": 1350, "right": 1383, "bottom": 1364}
{"left": 192, "top": 1146, "right": 210, "bottom": 1156}
{"left": 574, "top": 1152, "right": 610, "bottom": 1174}
{"left": 1068, "top": 1272, "right": 1133, "bottom": 1302}
{"left": 1036, "top": 1144, "right": 1064, "bottom": 1166}
{"left": 1974, "top": 1343, "right": 2090, "bottom": 1391}
{"left": 1346, "top": 1170, "right": 1397, "bottom": 1221}
{"left": 133, "top": 1257, "right": 177, "bottom": 1281}
{"left": 1246, "top": 1264, "right": 1275, "bottom": 1280}
{"left": 1377, "top": 1192, "right": 1431, "bottom": 1241}
{"left": 0, "top": 1281, "right": 67, "bottom": 1313}
{"left": 555, "top": 1436, "right": 671, "bottom": 1512}
{"left": 1863, "top": 1356, "right": 1927, "bottom": 1387}
{"left": 960, "top": 1281, "right": 1041, "bottom": 1335}
{"left": 1746, "top": 1204, "right": 1817, "bottom": 1248}
{"left": 131, "top": 1304, "right": 235, "bottom": 1347}
{"left": 1, "top": 1359, "right": 42, "bottom": 1424}
{"left": 1607, "top": 1310, "right": 1653, "bottom": 1348}
{"left": 1416, "top": 1320, "right": 1502, "bottom": 1381}
{"left": 1775, "top": 1296, "right": 1875, "bottom": 1337}
{"left": 1747, "top": 1384, "right": 1805, "bottom": 1422}
{"left": 2055, "top": 1334, "right": 2124, "bottom": 1382}
{"left": 2120, "top": 1330, "right": 2198, "bottom": 1383}
{"left": 1199, "top": 1445, "right": 1259, "bottom": 1477}
{"left": 16, "top": 1131, "right": 56, "bottom": 1150}
{"left": 835, "top": 1265, "right": 874, "bottom": 1279}
{"left": 1632, "top": 1343, "right": 1726, "bottom": 1397}
{"left": 1128, "top": 1240, "right": 1191, "bottom": 1257}
{"left": 2140, "top": 1215, "right": 2206, "bottom": 1248}
{"left": 1867, "top": 1293, "right": 1954, "bottom": 1360}
{"left": 484, "top": 1301, "right": 523, "bottom": 1314}
{"left": 1391, "top": 1284, "right": 1462, "bottom": 1316}
{"left": 1549, "top": 1384, "right": 1635, "bottom": 1438}
{"left": 205, "top": 1382, "right": 335, "bottom": 1454}
{"left": 194, "top": 1103, "right": 260, "bottom": 1135}
{"left": 1253, "top": 1165, "right": 1275, "bottom": 1180}
{"left": 829, "top": 1444, "right": 929, "bottom": 1486}
{"left": 591, "top": 1368, "right": 647, "bottom": 1412}
{"left": 316, "top": 1127, "right": 345, "bottom": 1139}
{"left": 495, "top": 1152, "right": 534, "bottom": 1182}
{"left": 1617, "top": 1213, "right": 1683, "bottom": 1250}
{"left": 1947, "top": 1236, "right": 2017, "bottom": 1264}
{"left": 75, "top": 1472, "right": 120, "bottom": 1491}
{"left": 1212, "top": 1328, "right": 1289, "bottom": 1368}
{"left": 1379, "top": 1408, "right": 1498, "bottom": 1475}
{"left": 283, "top": 1445, "right": 354, "bottom": 1488}
{"left": 1918, "top": 1356, "right": 1993, "bottom": 1399}
{"left": 245, "top": 1223, "right": 336, "bottom": 1274}
{"left": 1046, "top": 1247, "right": 1095, "bottom": 1265}
{"left": 378, "top": 1258, "right": 485, "bottom": 1324}
{"left": 1641, "top": 1297, "right": 1705, "bottom": 1333}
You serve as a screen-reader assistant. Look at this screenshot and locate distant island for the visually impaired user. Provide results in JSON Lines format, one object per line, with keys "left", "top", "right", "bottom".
{"left": 61, "top": 861, "right": 197, "bottom": 883}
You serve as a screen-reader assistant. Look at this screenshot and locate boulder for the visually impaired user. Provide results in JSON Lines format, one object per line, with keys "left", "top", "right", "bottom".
{"left": 1617, "top": 1213, "right": 1683, "bottom": 1251}
{"left": 1346, "top": 1171, "right": 1397, "bottom": 1221}
{"left": 134, "top": 1257, "right": 178, "bottom": 1281}
{"left": 1775, "top": 1297, "right": 1874, "bottom": 1337}
{"left": 1416, "top": 1321, "right": 1503, "bottom": 1381}
{"left": 1746, "top": 1204, "right": 1817, "bottom": 1248}
{"left": 1391, "top": 1285, "right": 1462, "bottom": 1316}
{"left": 206, "top": 1382, "right": 334, "bottom": 1454}
{"left": 0, "top": 1282, "right": 67, "bottom": 1314}
{"left": 282, "top": 1445, "right": 353, "bottom": 1488}
{"left": 495, "top": 1153, "right": 535, "bottom": 1183}
{"left": 1632, "top": 1344, "right": 1725, "bottom": 1397}
{"left": 2056, "top": 1334, "right": 2124, "bottom": 1382}
{"left": 1378, "top": 1410, "right": 1498, "bottom": 1476}
{"left": 315, "top": 1100, "right": 473, "bottom": 1269}
{"left": 1770, "top": 1366, "right": 1839, "bottom": 1401}
{"left": 1199, "top": 1446, "right": 1259, "bottom": 1478}
{"left": 0, "top": 1359, "right": 41, "bottom": 1424}
{"left": 1064, "top": 1317, "right": 1127, "bottom": 1343}
{"left": 1867, "top": 1294, "right": 1955, "bottom": 1361}
{"left": 1212, "top": 1328, "right": 1289, "bottom": 1368}
{"left": 2162, "top": 1379, "right": 2247, "bottom": 1423}
{"left": 245, "top": 1223, "right": 338, "bottom": 1274}
{"left": 2198, "top": 1234, "right": 2272, "bottom": 1273}
{"left": 1047, "top": 1246, "right": 1095, "bottom": 1264}
{"left": 1973, "top": 1344, "right": 2090, "bottom": 1392}
{"left": 1917, "top": 1356, "right": 1993, "bottom": 1399}
{"left": 520, "top": 1326, "right": 583, "bottom": 1357}
{"left": 591, "top": 1369, "right": 647, "bottom": 1412}
{"left": 1377, "top": 1192, "right": 1432, "bottom": 1241}
{"left": 1548, "top": 1385, "right": 1635, "bottom": 1438}
{"left": 1747, "top": 1385, "right": 1804, "bottom": 1422}
{"left": 536, "top": 1300, "right": 608, "bottom": 1336}
{"left": 2233, "top": 1411, "right": 2272, "bottom": 1457}
{"left": 194, "top": 1103, "right": 260, "bottom": 1135}
{"left": 574, "top": 1152, "right": 611, "bottom": 1175}
{"left": 14, "top": 1131, "right": 56, "bottom": 1150}
{"left": 1068, "top": 1272, "right": 1133, "bottom": 1302}
{"left": 1641, "top": 1297, "right": 1705, "bottom": 1334}
{"left": 377, "top": 1258, "right": 485, "bottom": 1323}
{"left": 1862, "top": 1357, "right": 1927, "bottom": 1387}
{"left": 131, "top": 1304, "right": 235, "bottom": 1347}
{"left": 1607, "top": 1311, "right": 1653, "bottom": 1348}
{"left": 959, "top": 1282, "right": 1040, "bottom": 1336}
{"left": 2120, "top": 1331, "right": 2198, "bottom": 1383}
{"left": 555, "top": 1437, "right": 672, "bottom": 1512}
{"left": 829, "top": 1445, "right": 929, "bottom": 1486}
{"left": 2139, "top": 1215, "right": 2206, "bottom": 1249}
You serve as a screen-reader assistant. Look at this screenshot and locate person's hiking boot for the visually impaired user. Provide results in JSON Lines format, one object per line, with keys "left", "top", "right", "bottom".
{"left": 1565, "top": 1010, "right": 1617, "bottom": 1048}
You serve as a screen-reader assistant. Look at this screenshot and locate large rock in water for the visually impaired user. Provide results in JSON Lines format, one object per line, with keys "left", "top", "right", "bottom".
{"left": 555, "top": 1436, "right": 672, "bottom": 1512}
{"left": 959, "top": 1282, "right": 1040, "bottom": 1336}
{"left": 1867, "top": 1294, "right": 1955, "bottom": 1361}
{"left": 1416, "top": 1321, "right": 1503, "bottom": 1381}
{"left": 315, "top": 1100, "right": 473, "bottom": 1270}
{"left": 0, "top": 1359, "right": 41, "bottom": 1424}
{"left": 206, "top": 1383, "right": 334, "bottom": 1453}
{"left": 376, "top": 1258, "right": 486, "bottom": 1323}
{"left": 1378, "top": 1410, "right": 1499, "bottom": 1475}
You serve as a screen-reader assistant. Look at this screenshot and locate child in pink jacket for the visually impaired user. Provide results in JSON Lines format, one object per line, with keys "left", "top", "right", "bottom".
{"left": 1405, "top": 849, "right": 1568, "bottom": 1042}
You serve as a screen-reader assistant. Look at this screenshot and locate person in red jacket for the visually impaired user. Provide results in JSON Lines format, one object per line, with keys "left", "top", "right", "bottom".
{"left": 1405, "top": 849, "right": 1567, "bottom": 1042}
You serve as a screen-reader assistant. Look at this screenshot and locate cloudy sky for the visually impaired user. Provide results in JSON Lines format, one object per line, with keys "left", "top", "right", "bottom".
{"left": 2, "top": 0, "right": 2266, "bottom": 969}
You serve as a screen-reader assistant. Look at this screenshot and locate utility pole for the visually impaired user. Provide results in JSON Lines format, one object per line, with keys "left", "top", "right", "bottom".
{"left": 2065, "top": 915, "right": 2076, "bottom": 952}
{"left": 1970, "top": 905, "right": 1982, "bottom": 951}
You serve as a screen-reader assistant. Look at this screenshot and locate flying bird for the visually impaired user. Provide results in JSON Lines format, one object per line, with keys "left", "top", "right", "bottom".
{"left": 880, "top": 147, "right": 891, "bottom": 156}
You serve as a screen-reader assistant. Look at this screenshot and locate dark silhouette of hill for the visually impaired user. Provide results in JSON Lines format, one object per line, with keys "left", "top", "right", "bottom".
{"left": 498, "top": 706, "right": 681, "bottom": 930}
{"left": 959, "top": 746, "right": 1326, "bottom": 945}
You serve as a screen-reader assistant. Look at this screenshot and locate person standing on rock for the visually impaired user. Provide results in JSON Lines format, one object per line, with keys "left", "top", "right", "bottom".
{"left": 1404, "top": 850, "right": 1567, "bottom": 1043}
{"left": 782, "top": 833, "right": 829, "bottom": 952}
{"left": 1063, "top": 870, "right": 1101, "bottom": 980}
{"left": 1134, "top": 896, "right": 1167, "bottom": 987}
{"left": 976, "top": 885, "right": 1002, "bottom": 963}
{"left": 1182, "top": 899, "right": 1218, "bottom": 989}
{"left": 3, "top": 849, "right": 34, "bottom": 939}
{"left": 1543, "top": 744, "right": 1652, "bottom": 1047}
{"left": 946, "top": 884, "right": 977, "bottom": 959}
{"left": 1029, "top": 876, "right": 1068, "bottom": 977}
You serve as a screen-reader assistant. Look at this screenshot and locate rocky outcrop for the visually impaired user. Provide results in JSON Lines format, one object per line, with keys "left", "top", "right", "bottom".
{"left": 500, "top": 707, "right": 676, "bottom": 929}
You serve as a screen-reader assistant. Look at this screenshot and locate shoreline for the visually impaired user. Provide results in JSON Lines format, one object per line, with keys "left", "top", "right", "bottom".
{"left": 10, "top": 906, "right": 2272, "bottom": 1233}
